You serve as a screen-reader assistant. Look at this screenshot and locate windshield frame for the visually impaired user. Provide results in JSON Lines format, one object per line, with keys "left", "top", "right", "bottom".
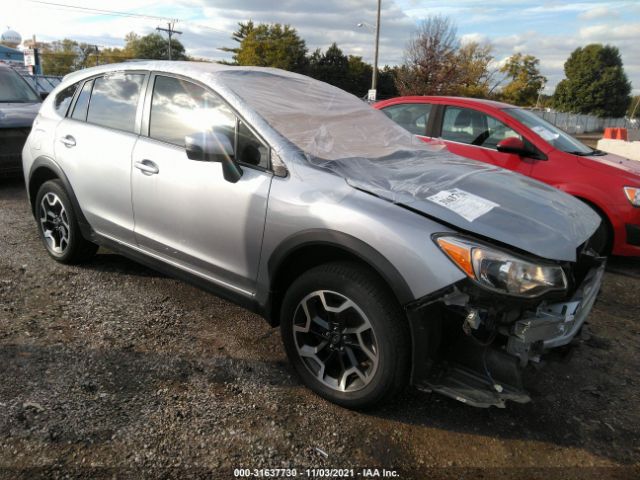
{"left": 0, "top": 67, "right": 41, "bottom": 103}
{"left": 503, "top": 107, "right": 594, "bottom": 156}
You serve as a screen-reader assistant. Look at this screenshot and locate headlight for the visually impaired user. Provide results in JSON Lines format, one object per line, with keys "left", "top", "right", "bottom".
{"left": 435, "top": 236, "right": 567, "bottom": 297}
{"left": 623, "top": 186, "right": 640, "bottom": 207}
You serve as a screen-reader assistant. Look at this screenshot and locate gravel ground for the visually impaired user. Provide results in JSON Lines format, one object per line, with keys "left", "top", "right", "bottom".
{"left": 1, "top": 178, "right": 639, "bottom": 479}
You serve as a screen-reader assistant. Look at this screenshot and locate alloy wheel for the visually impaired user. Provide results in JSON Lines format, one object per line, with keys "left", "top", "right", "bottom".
{"left": 39, "top": 192, "right": 70, "bottom": 255}
{"left": 293, "top": 290, "right": 379, "bottom": 392}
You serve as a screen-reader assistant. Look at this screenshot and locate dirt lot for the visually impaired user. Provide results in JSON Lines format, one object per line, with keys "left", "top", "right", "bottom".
{"left": 1, "top": 178, "right": 639, "bottom": 479}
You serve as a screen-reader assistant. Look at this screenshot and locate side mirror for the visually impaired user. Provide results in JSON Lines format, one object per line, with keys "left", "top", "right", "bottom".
{"left": 39, "top": 91, "right": 49, "bottom": 100}
{"left": 496, "top": 137, "right": 529, "bottom": 155}
{"left": 185, "top": 130, "right": 243, "bottom": 183}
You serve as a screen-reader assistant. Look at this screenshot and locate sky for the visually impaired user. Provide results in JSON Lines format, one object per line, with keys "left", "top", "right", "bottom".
{"left": 5, "top": 0, "right": 640, "bottom": 94}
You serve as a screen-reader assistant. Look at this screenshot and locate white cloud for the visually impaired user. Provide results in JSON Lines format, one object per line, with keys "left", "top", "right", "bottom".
{"left": 4, "top": 1, "right": 639, "bottom": 93}
{"left": 579, "top": 6, "right": 619, "bottom": 20}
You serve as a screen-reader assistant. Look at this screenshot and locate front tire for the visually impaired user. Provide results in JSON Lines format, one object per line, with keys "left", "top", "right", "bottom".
{"left": 280, "top": 262, "right": 410, "bottom": 408}
{"left": 35, "top": 180, "right": 98, "bottom": 264}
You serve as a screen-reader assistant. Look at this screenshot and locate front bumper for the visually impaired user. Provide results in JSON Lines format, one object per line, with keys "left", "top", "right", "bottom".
{"left": 410, "top": 259, "right": 606, "bottom": 408}
{"left": 506, "top": 260, "right": 606, "bottom": 362}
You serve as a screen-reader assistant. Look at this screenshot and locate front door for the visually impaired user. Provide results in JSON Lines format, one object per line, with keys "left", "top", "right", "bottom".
{"left": 131, "top": 74, "right": 272, "bottom": 296}
{"left": 439, "top": 105, "right": 533, "bottom": 176}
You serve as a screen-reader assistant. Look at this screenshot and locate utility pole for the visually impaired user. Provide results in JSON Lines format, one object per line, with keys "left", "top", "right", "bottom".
{"left": 156, "top": 21, "right": 182, "bottom": 60}
{"left": 93, "top": 45, "right": 99, "bottom": 66}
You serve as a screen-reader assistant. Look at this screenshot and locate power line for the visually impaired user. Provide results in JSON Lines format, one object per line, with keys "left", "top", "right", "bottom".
{"left": 26, "top": 0, "right": 231, "bottom": 36}
{"left": 27, "top": 0, "right": 177, "bottom": 22}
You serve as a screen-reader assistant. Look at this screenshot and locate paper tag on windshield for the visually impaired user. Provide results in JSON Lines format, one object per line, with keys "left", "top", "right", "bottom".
{"left": 427, "top": 188, "right": 499, "bottom": 222}
{"left": 532, "top": 125, "right": 559, "bottom": 141}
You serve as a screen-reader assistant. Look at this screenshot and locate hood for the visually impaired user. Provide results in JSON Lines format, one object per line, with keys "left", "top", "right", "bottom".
{"left": 0, "top": 102, "right": 40, "bottom": 128}
{"left": 579, "top": 152, "right": 640, "bottom": 177}
{"left": 320, "top": 151, "right": 600, "bottom": 263}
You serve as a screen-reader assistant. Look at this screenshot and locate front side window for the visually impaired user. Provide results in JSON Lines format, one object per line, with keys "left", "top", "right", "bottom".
{"left": 441, "top": 106, "right": 521, "bottom": 149}
{"left": 381, "top": 103, "right": 432, "bottom": 136}
{"left": 149, "top": 75, "right": 269, "bottom": 169}
{"left": 86, "top": 73, "right": 145, "bottom": 132}
{"left": 505, "top": 108, "right": 593, "bottom": 155}
{"left": 149, "top": 75, "right": 235, "bottom": 147}
{"left": 0, "top": 68, "right": 40, "bottom": 103}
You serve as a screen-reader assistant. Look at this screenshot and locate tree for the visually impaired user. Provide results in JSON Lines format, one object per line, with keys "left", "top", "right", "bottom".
{"left": 628, "top": 96, "right": 640, "bottom": 119}
{"left": 377, "top": 65, "right": 399, "bottom": 99}
{"left": 499, "top": 53, "right": 546, "bottom": 106}
{"left": 456, "top": 42, "right": 497, "bottom": 98}
{"left": 344, "top": 55, "right": 373, "bottom": 97}
{"left": 308, "top": 43, "right": 350, "bottom": 89}
{"left": 395, "top": 16, "right": 497, "bottom": 98}
{"left": 553, "top": 44, "right": 631, "bottom": 117}
{"left": 220, "top": 21, "right": 255, "bottom": 63}
{"left": 124, "top": 32, "right": 187, "bottom": 60}
{"left": 41, "top": 39, "right": 78, "bottom": 75}
{"left": 395, "top": 15, "right": 460, "bottom": 96}
{"left": 233, "top": 23, "right": 308, "bottom": 73}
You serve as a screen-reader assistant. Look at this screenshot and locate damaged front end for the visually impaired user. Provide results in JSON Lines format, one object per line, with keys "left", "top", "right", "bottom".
{"left": 408, "top": 235, "right": 606, "bottom": 408}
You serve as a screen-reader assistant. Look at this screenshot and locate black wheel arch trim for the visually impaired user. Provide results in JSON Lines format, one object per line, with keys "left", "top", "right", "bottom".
{"left": 28, "top": 155, "right": 94, "bottom": 240}
{"left": 267, "top": 229, "right": 416, "bottom": 308}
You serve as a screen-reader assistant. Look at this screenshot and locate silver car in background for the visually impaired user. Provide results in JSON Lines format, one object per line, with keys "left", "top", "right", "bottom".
{"left": 22, "top": 61, "right": 604, "bottom": 408}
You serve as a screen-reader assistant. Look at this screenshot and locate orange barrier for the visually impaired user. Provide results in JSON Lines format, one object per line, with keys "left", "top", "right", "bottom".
{"left": 603, "top": 128, "right": 628, "bottom": 141}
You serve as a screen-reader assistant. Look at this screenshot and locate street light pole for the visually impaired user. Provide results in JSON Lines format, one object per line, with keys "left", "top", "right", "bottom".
{"left": 372, "top": 0, "right": 381, "bottom": 96}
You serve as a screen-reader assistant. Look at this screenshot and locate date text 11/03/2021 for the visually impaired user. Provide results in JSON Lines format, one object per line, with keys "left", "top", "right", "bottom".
{"left": 233, "top": 468, "right": 400, "bottom": 478}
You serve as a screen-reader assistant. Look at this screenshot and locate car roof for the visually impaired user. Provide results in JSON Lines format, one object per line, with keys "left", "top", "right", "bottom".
{"left": 379, "top": 96, "right": 515, "bottom": 110}
{"left": 62, "top": 60, "right": 290, "bottom": 84}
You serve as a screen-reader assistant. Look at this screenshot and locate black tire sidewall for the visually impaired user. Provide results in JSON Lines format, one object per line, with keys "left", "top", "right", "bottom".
{"left": 280, "top": 263, "right": 408, "bottom": 408}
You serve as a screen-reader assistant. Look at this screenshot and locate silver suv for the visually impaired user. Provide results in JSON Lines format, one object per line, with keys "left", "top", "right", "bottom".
{"left": 23, "top": 61, "right": 605, "bottom": 408}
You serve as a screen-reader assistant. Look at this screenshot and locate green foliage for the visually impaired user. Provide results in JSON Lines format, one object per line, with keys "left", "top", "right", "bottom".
{"left": 219, "top": 21, "right": 255, "bottom": 63}
{"left": 40, "top": 39, "right": 79, "bottom": 76}
{"left": 234, "top": 23, "right": 308, "bottom": 73}
{"left": 377, "top": 66, "right": 399, "bottom": 99}
{"left": 628, "top": 96, "right": 640, "bottom": 118}
{"left": 499, "top": 53, "right": 546, "bottom": 106}
{"left": 456, "top": 42, "right": 497, "bottom": 98}
{"left": 553, "top": 44, "right": 631, "bottom": 117}
{"left": 125, "top": 32, "right": 187, "bottom": 60}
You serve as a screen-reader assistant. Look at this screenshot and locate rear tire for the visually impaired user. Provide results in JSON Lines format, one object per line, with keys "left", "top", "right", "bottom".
{"left": 280, "top": 261, "right": 410, "bottom": 408}
{"left": 35, "top": 180, "right": 98, "bottom": 264}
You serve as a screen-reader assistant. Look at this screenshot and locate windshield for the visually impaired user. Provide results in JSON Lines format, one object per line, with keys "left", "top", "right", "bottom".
{"left": 0, "top": 68, "right": 40, "bottom": 103}
{"left": 505, "top": 108, "right": 594, "bottom": 155}
{"left": 219, "top": 69, "right": 422, "bottom": 161}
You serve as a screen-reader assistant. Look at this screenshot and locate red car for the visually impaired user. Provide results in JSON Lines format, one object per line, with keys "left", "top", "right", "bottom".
{"left": 375, "top": 96, "right": 640, "bottom": 256}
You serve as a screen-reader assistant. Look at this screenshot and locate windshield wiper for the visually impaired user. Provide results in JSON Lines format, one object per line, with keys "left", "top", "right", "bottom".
{"left": 588, "top": 149, "right": 606, "bottom": 156}
{"left": 566, "top": 150, "right": 592, "bottom": 156}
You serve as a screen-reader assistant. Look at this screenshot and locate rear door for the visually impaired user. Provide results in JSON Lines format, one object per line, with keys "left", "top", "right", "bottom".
{"left": 436, "top": 105, "right": 533, "bottom": 175}
{"left": 131, "top": 73, "right": 272, "bottom": 295}
{"left": 54, "top": 71, "right": 147, "bottom": 244}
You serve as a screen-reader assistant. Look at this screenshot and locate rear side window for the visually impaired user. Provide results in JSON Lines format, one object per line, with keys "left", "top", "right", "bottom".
{"left": 54, "top": 84, "right": 77, "bottom": 116}
{"left": 441, "top": 106, "right": 521, "bottom": 148}
{"left": 86, "top": 73, "right": 145, "bottom": 132}
{"left": 71, "top": 80, "right": 93, "bottom": 121}
{"left": 381, "top": 103, "right": 432, "bottom": 136}
{"left": 149, "top": 75, "right": 235, "bottom": 147}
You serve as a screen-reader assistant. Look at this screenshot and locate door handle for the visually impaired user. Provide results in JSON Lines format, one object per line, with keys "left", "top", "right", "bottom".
{"left": 59, "top": 135, "right": 76, "bottom": 148}
{"left": 134, "top": 160, "right": 159, "bottom": 175}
